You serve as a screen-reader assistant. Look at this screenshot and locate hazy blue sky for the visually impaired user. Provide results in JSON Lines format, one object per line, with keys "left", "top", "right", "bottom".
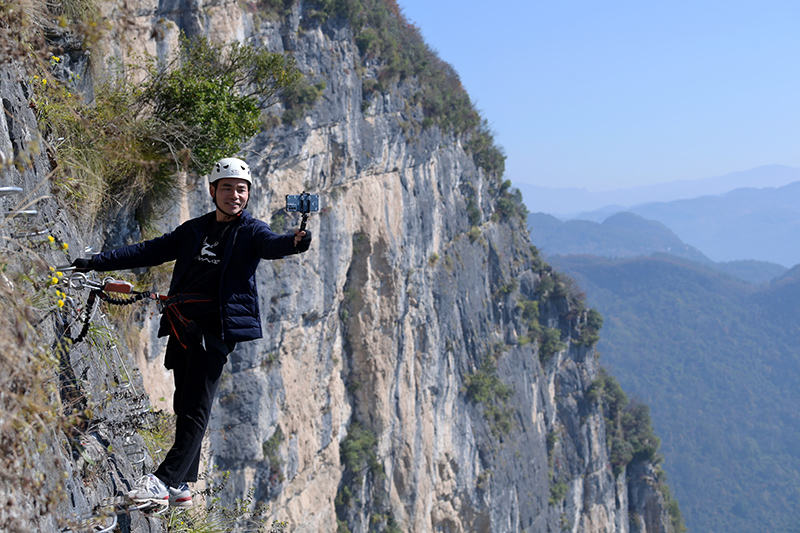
{"left": 397, "top": 0, "right": 800, "bottom": 191}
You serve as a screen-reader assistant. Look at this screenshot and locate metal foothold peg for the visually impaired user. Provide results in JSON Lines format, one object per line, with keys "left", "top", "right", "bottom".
{"left": 0, "top": 186, "right": 22, "bottom": 197}
{"left": 95, "top": 513, "right": 118, "bottom": 533}
{"left": 6, "top": 209, "right": 38, "bottom": 217}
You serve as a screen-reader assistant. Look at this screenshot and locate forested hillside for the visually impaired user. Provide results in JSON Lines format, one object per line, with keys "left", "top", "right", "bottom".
{"left": 551, "top": 253, "right": 800, "bottom": 533}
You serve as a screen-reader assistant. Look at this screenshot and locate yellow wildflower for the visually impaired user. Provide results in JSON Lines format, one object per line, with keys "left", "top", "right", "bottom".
{"left": 57, "top": 300, "right": 65, "bottom": 308}
{"left": 47, "top": 235, "right": 55, "bottom": 243}
{"left": 61, "top": 242, "right": 68, "bottom": 250}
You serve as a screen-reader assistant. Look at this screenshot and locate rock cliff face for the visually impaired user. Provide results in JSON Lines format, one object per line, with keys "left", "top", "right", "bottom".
{"left": 0, "top": 1, "right": 676, "bottom": 531}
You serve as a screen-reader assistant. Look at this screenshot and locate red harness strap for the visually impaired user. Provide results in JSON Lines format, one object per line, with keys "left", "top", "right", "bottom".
{"left": 160, "top": 293, "right": 213, "bottom": 349}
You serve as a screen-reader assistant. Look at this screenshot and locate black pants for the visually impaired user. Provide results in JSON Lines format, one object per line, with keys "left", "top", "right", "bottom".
{"left": 154, "top": 334, "right": 234, "bottom": 488}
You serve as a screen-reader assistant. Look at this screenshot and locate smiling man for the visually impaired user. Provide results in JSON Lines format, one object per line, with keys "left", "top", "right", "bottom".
{"left": 72, "top": 157, "right": 312, "bottom": 507}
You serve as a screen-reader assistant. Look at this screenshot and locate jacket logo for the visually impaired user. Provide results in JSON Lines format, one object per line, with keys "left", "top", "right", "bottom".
{"left": 196, "top": 238, "right": 221, "bottom": 264}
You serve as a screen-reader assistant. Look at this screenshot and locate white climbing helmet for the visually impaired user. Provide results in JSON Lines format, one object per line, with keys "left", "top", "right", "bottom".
{"left": 210, "top": 157, "right": 252, "bottom": 186}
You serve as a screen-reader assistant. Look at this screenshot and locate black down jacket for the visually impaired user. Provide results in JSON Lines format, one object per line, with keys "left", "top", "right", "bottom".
{"left": 90, "top": 210, "right": 303, "bottom": 342}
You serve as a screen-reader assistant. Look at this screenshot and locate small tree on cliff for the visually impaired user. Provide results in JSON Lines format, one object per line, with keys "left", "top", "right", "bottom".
{"left": 36, "top": 33, "right": 301, "bottom": 225}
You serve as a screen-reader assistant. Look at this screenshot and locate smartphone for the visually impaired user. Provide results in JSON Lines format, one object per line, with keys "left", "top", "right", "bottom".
{"left": 285, "top": 193, "right": 320, "bottom": 213}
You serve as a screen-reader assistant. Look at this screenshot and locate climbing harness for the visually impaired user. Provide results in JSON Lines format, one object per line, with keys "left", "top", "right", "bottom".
{"left": 54, "top": 268, "right": 217, "bottom": 351}
{"left": 55, "top": 268, "right": 165, "bottom": 344}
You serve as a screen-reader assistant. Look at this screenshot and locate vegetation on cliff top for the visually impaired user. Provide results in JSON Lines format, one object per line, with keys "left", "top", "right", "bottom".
{"left": 260, "top": 0, "right": 506, "bottom": 177}
{"left": 591, "top": 368, "right": 685, "bottom": 532}
{"left": 33, "top": 32, "right": 300, "bottom": 228}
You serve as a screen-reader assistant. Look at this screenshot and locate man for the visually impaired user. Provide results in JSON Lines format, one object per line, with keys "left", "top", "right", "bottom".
{"left": 73, "top": 157, "right": 312, "bottom": 507}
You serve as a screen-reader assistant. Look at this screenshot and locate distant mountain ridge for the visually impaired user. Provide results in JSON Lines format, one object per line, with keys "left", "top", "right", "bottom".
{"left": 623, "top": 181, "right": 800, "bottom": 266}
{"left": 514, "top": 164, "right": 800, "bottom": 216}
{"left": 525, "top": 172, "right": 800, "bottom": 268}
{"left": 527, "top": 211, "right": 787, "bottom": 284}
{"left": 529, "top": 211, "right": 711, "bottom": 263}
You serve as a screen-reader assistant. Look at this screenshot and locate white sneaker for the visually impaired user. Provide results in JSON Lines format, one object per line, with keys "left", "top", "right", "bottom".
{"left": 169, "top": 483, "right": 193, "bottom": 507}
{"left": 127, "top": 474, "right": 169, "bottom": 504}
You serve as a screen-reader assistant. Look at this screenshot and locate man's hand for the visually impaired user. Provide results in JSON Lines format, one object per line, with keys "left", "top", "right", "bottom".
{"left": 294, "top": 229, "right": 312, "bottom": 252}
{"left": 71, "top": 257, "right": 94, "bottom": 272}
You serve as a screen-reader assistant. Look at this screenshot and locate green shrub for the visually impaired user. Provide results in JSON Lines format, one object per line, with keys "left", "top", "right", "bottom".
{"left": 463, "top": 356, "right": 514, "bottom": 436}
{"left": 468, "top": 226, "right": 482, "bottom": 242}
{"left": 621, "top": 403, "right": 660, "bottom": 463}
{"left": 517, "top": 297, "right": 540, "bottom": 323}
{"left": 465, "top": 120, "right": 505, "bottom": 177}
{"left": 37, "top": 33, "right": 301, "bottom": 226}
{"left": 576, "top": 308, "right": 603, "bottom": 346}
{"left": 494, "top": 279, "right": 518, "bottom": 298}
{"left": 549, "top": 480, "right": 568, "bottom": 504}
{"left": 660, "top": 481, "right": 687, "bottom": 533}
{"left": 262, "top": 426, "right": 285, "bottom": 482}
{"left": 282, "top": 79, "right": 327, "bottom": 125}
{"left": 535, "top": 274, "right": 555, "bottom": 297}
{"left": 489, "top": 179, "right": 526, "bottom": 222}
{"left": 594, "top": 368, "right": 663, "bottom": 475}
{"left": 340, "top": 422, "right": 383, "bottom": 477}
{"left": 466, "top": 198, "right": 481, "bottom": 227}
{"left": 142, "top": 34, "right": 301, "bottom": 169}
{"left": 539, "top": 327, "right": 566, "bottom": 363}
{"left": 546, "top": 431, "right": 559, "bottom": 457}
{"left": 336, "top": 421, "right": 386, "bottom": 529}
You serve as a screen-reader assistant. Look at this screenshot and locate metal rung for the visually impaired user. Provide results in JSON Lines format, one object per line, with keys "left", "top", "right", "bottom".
{"left": 61, "top": 512, "right": 118, "bottom": 533}
{"left": 11, "top": 228, "right": 49, "bottom": 238}
{"left": 151, "top": 504, "right": 170, "bottom": 515}
{"left": 131, "top": 500, "right": 167, "bottom": 511}
{"left": 6, "top": 209, "right": 37, "bottom": 217}
{"left": 95, "top": 513, "right": 117, "bottom": 533}
{"left": 0, "top": 186, "right": 22, "bottom": 196}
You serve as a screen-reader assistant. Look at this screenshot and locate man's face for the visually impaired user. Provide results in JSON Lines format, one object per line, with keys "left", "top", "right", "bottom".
{"left": 211, "top": 178, "right": 250, "bottom": 217}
